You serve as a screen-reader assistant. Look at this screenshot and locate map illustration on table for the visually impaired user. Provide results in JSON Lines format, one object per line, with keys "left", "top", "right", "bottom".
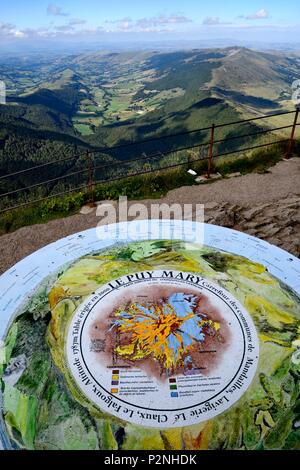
{"left": 0, "top": 220, "right": 300, "bottom": 450}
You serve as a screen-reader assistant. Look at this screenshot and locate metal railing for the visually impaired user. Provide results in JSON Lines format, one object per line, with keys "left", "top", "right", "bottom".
{"left": 0, "top": 108, "right": 299, "bottom": 214}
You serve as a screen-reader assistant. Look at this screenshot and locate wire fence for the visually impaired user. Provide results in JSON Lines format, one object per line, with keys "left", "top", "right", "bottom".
{"left": 0, "top": 108, "right": 299, "bottom": 214}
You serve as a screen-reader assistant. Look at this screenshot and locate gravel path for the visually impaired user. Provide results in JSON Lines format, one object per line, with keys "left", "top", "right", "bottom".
{"left": 0, "top": 157, "right": 299, "bottom": 274}
{"left": 163, "top": 157, "right": 300, "bottom": 206}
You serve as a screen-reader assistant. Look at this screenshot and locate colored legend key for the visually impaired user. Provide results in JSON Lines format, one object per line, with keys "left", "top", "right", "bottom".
{"left": 111, "top": 370, "right": 119, "bottom": 391}
{"left": 169, "top": 378, "right": 178, "bottom": 396}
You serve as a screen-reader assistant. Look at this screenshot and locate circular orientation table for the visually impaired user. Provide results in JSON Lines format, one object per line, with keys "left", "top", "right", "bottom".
{"left": 0, "top": 220, "right": 300, "bottom": 450}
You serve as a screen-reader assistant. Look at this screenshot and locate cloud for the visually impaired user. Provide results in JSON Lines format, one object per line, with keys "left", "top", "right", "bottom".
{"left": 0, "top": 20, "right": 105, "bottom": 41}
{"left": 55, "top": 25, "right": 74, "bottom": 33}
{"left": 106, "top": 17, "right": 133, "bottom": 25}
{"left": 105, "top": 17, "right": 133, "bottom": 31}
{"left": 47, "top": 3, "right": 69, "bottom": 17}
{"left": 14, "top": 30, "right": 26, "bottom": 38}
{"left": 69, "top": 18, "right": 87, "bottom": 26}
{"left": 240, "top": 9, "right": 269, "bottom": 20}
{"left": 0, "top": 21, "right": 26, "bottom": 38}
{"left": 105, "top": 14, "right": 192, "bottom": 33}
{"left": 202, "top": 17, "right": 232, "bottom": 26}
{"left": 49, "top": 24, "right": 104, "bottom": 37}
{"left": 136, "top": 14, "right": 192, "bottom": 28}
{"left": 0, "top": 12, "right": 190, "bottom": 41}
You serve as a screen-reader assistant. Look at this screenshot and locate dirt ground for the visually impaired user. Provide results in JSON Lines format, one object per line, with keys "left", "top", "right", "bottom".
{"left": 0, "top": 157, "right": 299, "bottom": 274}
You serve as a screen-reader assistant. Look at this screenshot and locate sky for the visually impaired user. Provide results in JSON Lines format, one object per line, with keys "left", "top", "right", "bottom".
{"left": 0, "top": 0, "right": 300, "bottom": 49}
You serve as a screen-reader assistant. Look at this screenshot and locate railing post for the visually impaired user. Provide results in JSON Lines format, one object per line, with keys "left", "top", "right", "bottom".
{"left": 87, "top": 151, "right": 95, "bottom": 204}
{"left": 285, "top": 108, "right": 299, "bottom": 159}
{"left": 207, "top": 123, "right": 215, "bottom": 178}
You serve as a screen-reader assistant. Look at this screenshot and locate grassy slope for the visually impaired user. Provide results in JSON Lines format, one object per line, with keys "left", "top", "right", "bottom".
{"left": 0, "top": 142, "right": 290, "bottom": 235}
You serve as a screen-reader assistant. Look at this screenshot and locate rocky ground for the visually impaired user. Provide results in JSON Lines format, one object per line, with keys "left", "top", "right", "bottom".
{"left": 0, "top": 157, "right": 299, "bottom": 274}
{"left": 204, "top": 197, "right": 300, "bottom": 256}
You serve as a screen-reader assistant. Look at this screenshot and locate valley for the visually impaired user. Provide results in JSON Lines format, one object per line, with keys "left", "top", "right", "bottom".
{"left": 0, "top": 46, "right": 299, "bottom": 212}
{"left": 2, "top": 47, "right": 299, "bottom": 139}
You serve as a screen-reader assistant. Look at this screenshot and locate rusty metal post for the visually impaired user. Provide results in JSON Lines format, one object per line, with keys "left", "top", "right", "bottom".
{"left": 87, "top": 151, "right": 95, "bottom": 204}
{"left": 285, "top": 108, "right": 299, "bottom": 159}
{"left": 207, "top": 123, "right": 215, "bottom": 178}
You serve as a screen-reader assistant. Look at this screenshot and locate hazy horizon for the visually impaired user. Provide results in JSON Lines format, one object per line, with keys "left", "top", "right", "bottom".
{"left": 1, "top": 0, "right": 300, "bottom": 55}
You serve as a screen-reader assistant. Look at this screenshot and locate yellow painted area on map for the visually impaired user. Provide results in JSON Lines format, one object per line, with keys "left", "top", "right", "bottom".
{"left": 199, "top": 319, "right": 220, "bottom": 331}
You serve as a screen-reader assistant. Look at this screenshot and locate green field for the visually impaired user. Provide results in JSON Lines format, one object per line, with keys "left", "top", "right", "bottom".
{"left": 73, "top": 123, "right": 94, "bottom": 136}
